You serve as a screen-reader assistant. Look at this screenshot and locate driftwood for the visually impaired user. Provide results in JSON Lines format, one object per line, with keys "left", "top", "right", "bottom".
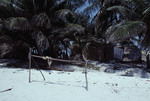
{"left": 0, "top": 88, "right": 12, "bottom": 93}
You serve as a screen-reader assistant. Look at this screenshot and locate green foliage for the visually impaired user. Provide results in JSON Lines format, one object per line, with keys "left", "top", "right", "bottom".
{"left": 31, "top": 12, "right": 51, "bottom": 29}
{"left": 0, "top": 0, "right": 13, "bottom": 16}
{"left": 106, "top": 6, "right": 139, "bottom": 20}
{"left": 51, "top": 23, "right": 84, "bottom": 40}
{"left": 32, "top": 30, "right": 49, "bottom": 55}
{"left": 143, "top": 7, "right": 150, "bottom": 15}
{"left": 83, "top": 1, "right": 100, "bottom": 15}
{"left": 106, "top": 21, "right": 147, "bottom": 43}
{"left": 143, "top": 6, "right": 150, "bottom": 20}
{"left": 55, "top": 9, "right": 73, "bottom": 23}
{"left": 4, "top": 17, "right": 31, "bottom": 31}
{"left": 66, "top": 23, "right": 84, "bottom": 33}
{"left": 140, "top": 33, "right": 150, "bottom": 50}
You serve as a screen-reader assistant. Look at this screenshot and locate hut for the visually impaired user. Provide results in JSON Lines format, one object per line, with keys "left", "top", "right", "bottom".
{"left": 86, "top": 42, "right": 114, "bottom": 62}
{"left": 114, "top": 45, "right": 141, "bottom": 62}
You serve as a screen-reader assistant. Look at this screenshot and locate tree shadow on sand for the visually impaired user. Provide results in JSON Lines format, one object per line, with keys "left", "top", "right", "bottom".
{"left": 31, "top": 80, "right": 86, "bottom": 89}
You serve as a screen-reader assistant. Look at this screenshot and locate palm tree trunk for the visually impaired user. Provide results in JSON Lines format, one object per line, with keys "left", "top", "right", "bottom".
{"left": 65, "top": 47, "right": 68, "bottom": 59}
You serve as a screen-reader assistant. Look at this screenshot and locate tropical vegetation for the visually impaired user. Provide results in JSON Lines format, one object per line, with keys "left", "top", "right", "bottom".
{"left": 0, "top": 0, "right": 150, "bottom": 68}
{"left": 83, "top": 0, "right": 150, "bottom": 67}
{"left": 0, "top": 0, "right": 89, "bottom": 60}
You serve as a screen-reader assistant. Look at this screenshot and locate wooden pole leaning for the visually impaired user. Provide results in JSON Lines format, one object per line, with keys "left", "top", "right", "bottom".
{"left": 29, "top": 47, "right": 32, "bottom": 83}
{"left": 32, "top": 57, "right": 46, "bottom": 81}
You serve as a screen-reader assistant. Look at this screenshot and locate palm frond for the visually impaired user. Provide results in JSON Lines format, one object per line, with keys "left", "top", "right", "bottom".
{"left": 32, "top": 30, "right": 49, "bottom": 55}
{"left": 132, "top": 0, "right": 147, "bottom": 14}
{"left": 65, "top": 23, "right": 85, "bottom": 33}
{"left": 31, "top": 12, "right": 51, "bottom": 29}
{"left": 87, "top": 0, "right": 100, "bottom": 4}
{"left": 83, "top": 1, "right": 100, "bottom": 15}
{"left": 143, "top": 7, "right": 150, "bottom": 15}
{"left": 106, "top": 5, "right": 139, "bottom": 20}
{"left": 12, "top": 4, "right": 25, "bottom": 16}
{"left": 0, "top": 35, "right": 15, "bottom": 58}
{"left": 51, "top": 23, "right": 84, "bottom": 39}
{"left": 143, "top": 6, "right": 150, "bottom": 20}
{"left": 102, "top": 0, "right": 122, "bottom": 7}
{"left": 87, "top": 36, "right": 105, "bottom": 44}
{"left": 0, "top": 0, "right": 12, "bottom": 5}
{"left": 49, "top": 0, "right": 66, "bottom": 12}
{"left": 0, "top": 0, "right": 13, "bottom": 16}
{"left": 69, "top": 0, "right": 86, "bottom": 8}
{"left": 140, "top": 31, "right": 150, "bottom": 51}
{"left": 0, "top": 19, "right": 3, "bottom": 32}
{"left": 105, "top": 21, "right": 147, "bottom": 43}
{"left": 55, "top": 23, "right": 84, "bottom": 33}
{"left": 55, "top": 9, "right": 73, "bottom": 23}
{"left": 73, "top": 13, "right": 90, "bottom": 27}
{"left": 3, "top": 17, "right": 31, "bottom": 31}
{"left": 0, "top": 0, "right": 26, "bottom": 17}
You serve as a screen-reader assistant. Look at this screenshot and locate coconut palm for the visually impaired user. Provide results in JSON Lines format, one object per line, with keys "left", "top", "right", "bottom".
{"left": 83, "top": 0, "right": 150, "bottom": 67}
{"left": 0, "top": 0, "right": 87, "bottom": 60}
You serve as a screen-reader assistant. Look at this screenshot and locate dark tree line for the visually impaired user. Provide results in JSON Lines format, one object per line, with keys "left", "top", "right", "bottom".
{"left": 0, "top": 0, "right": 150, "bottom": 68}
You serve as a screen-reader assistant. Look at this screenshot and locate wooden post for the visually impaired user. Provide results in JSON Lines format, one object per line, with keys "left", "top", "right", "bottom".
{"left": 82, "top": 55, "right": 88, "bottom": 91}
{"left": 29, "top": 47, "right": 32, "bottom": 83}
{"left": 85, "top": 60, "right": 88, "bottom": 91}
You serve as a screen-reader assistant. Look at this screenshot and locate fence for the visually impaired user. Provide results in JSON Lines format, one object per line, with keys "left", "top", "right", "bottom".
{"left": 28, "top": 47, "right": 88, "bottom": 90}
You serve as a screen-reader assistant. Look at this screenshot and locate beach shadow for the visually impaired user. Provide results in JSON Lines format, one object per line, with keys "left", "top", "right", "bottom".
{"left": 31, "top": 80, "right": 85, "bottom": 89}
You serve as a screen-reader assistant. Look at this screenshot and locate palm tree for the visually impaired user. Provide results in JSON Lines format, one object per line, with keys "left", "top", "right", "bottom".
{"left": 83, "top": 0, "right": 150, "bottom": 68}
{"left": 0, "top": 0, "right": 87, "bottom": 60}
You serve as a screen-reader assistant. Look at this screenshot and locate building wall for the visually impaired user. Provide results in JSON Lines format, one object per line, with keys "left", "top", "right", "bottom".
{"left": 114, "top": 47, "right": 124, "bottom": 60}
{"left": 114, "top": 46, "right": 141, "bottom": 62}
